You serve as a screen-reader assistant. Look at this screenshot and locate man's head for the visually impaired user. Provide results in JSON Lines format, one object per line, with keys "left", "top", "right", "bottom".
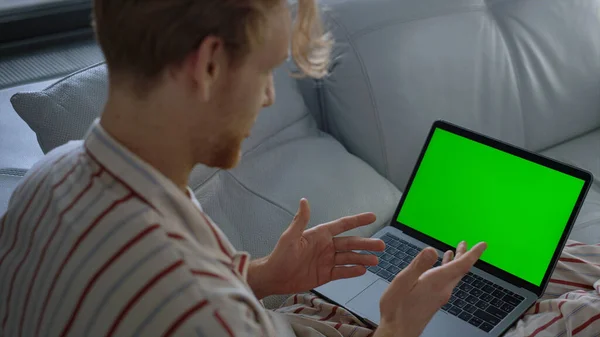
{"left": 94, "top": 0, "right": 331, "bottom": 169}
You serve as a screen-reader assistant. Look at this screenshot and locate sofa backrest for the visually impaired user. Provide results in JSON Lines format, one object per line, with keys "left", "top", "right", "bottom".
{"left": 318, "top": 0, "right": 600, "bottom": 190}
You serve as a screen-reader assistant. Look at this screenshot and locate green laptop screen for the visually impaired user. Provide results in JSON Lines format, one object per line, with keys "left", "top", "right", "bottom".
{"left": 397, "top": 128, "right": 585, "bottom": 286}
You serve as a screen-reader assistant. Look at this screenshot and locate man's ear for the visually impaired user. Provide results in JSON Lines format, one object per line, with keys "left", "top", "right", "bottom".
{"left": 189, "top": 36, "right": 227, "bottom": 101}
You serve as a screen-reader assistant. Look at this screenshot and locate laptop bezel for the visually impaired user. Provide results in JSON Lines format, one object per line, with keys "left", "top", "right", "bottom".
{"left": 390, "top": 120, "right": 593, "bottom": 297}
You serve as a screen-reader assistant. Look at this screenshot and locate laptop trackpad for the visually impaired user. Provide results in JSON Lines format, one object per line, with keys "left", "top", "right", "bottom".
{"left": 346, "top": 279, "right": 388, "bottom": 324}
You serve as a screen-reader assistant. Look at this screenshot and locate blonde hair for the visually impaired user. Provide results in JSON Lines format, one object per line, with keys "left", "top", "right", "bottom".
{"left": 292, "top": 0, "right": 333, "bottom": 78}
{"left": 93, "top": 0, "right": 332, "bottom": 92}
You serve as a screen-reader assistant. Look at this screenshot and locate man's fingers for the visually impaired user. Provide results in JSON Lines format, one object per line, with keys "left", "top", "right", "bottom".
{"left": 390, "top": 247, "right": 438, "bottom": 290}
{"left": 286, "top": 199, "right": 311, "bottom": 236}
{"left": 455, "top": 241, "right": 467, "bottom": 259}
{"left": 326, "top": 213, "right": 377, "bottom": 237}
{"left": 442, "top": 250, "right": 454, "bottom": 265}
{"left": 440, "top": 242, "right": 488, "bottom": 279}
{"left": 333, "top": 237, "right": 385, "bottom": 252}
{"left": 331, "top": 266, "right": 367, "bottom": 281}
{"left": 334, "top": 252, "right": 378, "bottom": 266}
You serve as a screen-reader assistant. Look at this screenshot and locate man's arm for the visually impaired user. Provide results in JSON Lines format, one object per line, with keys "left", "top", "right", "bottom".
{"left": 247, "top": 256, "right": 273, "bottom": 300}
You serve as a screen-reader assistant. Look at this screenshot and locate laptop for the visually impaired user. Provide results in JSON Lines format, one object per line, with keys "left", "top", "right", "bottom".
{"left": 314, "top": 120, "right": 593, "bottom": 337}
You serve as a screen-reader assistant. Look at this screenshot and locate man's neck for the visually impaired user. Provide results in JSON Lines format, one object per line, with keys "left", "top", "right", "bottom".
{"left": 99, "top": 91, "right": 194, "bottom": 194}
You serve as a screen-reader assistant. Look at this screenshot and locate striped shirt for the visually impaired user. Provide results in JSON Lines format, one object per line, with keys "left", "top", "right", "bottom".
{"left": 0, "top": 120, "right": 295, "bottom": 337}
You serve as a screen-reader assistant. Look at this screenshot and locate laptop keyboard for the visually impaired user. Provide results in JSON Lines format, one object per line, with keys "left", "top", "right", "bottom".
{"left": 367, "top": 233, "right": 525, "bottom": 333}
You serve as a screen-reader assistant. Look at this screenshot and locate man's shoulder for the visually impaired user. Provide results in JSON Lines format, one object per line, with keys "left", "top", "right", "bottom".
{"left": 5, "top": 141, "right": 160, "bottom": 222}
{"left": 20, "top": 140, "right": 85, "bottom": 185}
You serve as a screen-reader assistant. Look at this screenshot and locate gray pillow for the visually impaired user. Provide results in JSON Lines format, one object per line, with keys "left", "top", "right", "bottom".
{"left": 11, "top": 62, "right": 108, "bottom": 153}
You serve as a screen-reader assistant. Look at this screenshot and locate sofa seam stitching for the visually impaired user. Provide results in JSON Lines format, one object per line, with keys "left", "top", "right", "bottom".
{"left": 191, "top": 113, "right": 313, "bottom": 191}
{"left": 222, "top": 170, "right": 296, "bottom": 217}
{"left": 325, "top": 11, "right": 390, "bottom": 178}
{"left": 351, "top": 5, "right": 486, "bottom": 39}
{"left": 349, "top": 0, "right": 535, "bottom": 39}
{"left": 486, "top": 6, "right": 527, "bottom": 147}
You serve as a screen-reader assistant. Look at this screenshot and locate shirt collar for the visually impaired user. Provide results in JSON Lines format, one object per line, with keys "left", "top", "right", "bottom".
{"left": 84, "top": 119, "right": 207, "bottom": 213}
{"left": 83, "top": 119, "right": 235, "bottom": 261}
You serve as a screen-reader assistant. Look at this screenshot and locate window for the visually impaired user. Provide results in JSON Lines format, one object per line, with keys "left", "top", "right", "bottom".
{"left": 0, "top": 0, "right": 75, "bottom": 11}
{"left": 0, "top": 0, "right": 92, "bottom": 54}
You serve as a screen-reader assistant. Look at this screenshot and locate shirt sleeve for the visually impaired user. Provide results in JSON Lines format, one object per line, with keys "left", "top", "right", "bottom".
{"left": 68, "top": 220, "right": 275, "bottom": 337}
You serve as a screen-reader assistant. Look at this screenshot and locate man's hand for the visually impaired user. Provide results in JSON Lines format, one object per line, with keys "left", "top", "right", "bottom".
{"left": 374, "top": 241, "right": 487, "bottom": 337}
{"left": 247, "top": 199, "right": 384, "bottom": 299}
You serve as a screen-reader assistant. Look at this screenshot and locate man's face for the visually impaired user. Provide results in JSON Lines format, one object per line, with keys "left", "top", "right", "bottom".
{"left": 193, "top": 4, "right": 291, "bottom": 169}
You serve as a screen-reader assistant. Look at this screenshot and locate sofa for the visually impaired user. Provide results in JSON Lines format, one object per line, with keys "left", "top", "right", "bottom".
{"left": 2, "top": 0, "right": 600, "bottom": 307}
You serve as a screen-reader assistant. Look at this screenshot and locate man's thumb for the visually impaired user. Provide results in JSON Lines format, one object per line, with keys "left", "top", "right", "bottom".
{"left": 287, "top": 198, "right": 311, "bottom": 235}
{"left": 394, "top": 247, "right": 437, "bottom": 286}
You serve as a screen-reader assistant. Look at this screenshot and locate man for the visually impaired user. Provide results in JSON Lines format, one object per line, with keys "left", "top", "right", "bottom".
{"left": 0, "top": 0, "right": 598, "bottom": 336}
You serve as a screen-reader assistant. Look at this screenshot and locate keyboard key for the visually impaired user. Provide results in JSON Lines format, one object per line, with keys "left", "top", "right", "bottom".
{"left": 514, "top": 293, "right": 525, "bottom": 301}
{"left": 379, "top": 261, "right": 391, "bottom": 270}
{"left": 387, "top": 247, "right": 399, "bottom": 255}
{"left": 399, "top": 245, "right": 410, "bottom": 253}
{"left": 480, "top": 294, "right": 494, "bottom": 302}
{"left": 480, "top": 322, "right": 494, "bottom": 332}
{"left": 382, "top": 254, "right": 393, "bottom": 262}
{"left": 458, "top": 311, "right": 472, "bottom": 322}
{"left": 442, "top": 303, "right": 452, "bottom": 311}
{"left": 454, "top": 299, "right": 467, "bottom": 309}
{"left": 492, "top": 290, "right": 505, "bottom": 298}
{"left": 502, "top": 294, "right": 521, "bottom": 306}
{"left": 472, "top": 280, "right": 485, "bottom": 288}
{"left": 486, "top": 305, "right": 509, "bottom": 319}
{"left": 390, "top": 258, "right": 402, "bottom": 266}
{"left": 389, "top": 240, "right": 402, "bottom": 248}
{"left": 449, "top": 295, "right": 458, "bottom": 304}
{"left": 399, "top": 261, "right": 409, "bottom": 269}
{"left": 387, "top": 275, "right": 396, "bottom": 282}
{"left": 464, "top": 305, "right": 478, "bottom": 314}
{"left": 448, "top": 306, "right": 462, "bottom": 316}
{"left": 490, "top": 298, "right": 504, "bottom": 308}
{"left": 407, "top": 248, "right": 419, "bottom": 256}
{"left": 377, "top": 269, "right": 392, "bottom": 279}
{"left": 388, "top": 266, "right": 401, "bottom": 275}
{"left": 455, "top": 290, "right": 469, "bottom": 300}
{"left": 501, "top": 303, "right": 515, "bottom": 313}
{"left": 466, "top": 296, "right": 479, "bottom": 305}
{"left": 473, "top": 274, "right": 483, "bottom": 280}
{"left": 475, "top": 300, "right": 489, "bottom": 310}
{"left": 483, "top": 285, "right": 495, "bottom": 293}
{"left": 468, "top": 317, "right": 483, "bottom": 328}
{"left": 483, "top": 279, "right": 492, "bottom": 285}
{"left": 433, "top": 259, "right": 442, "bottom": 267}
{"left": 474, "top": 309, "right": 501, "bottom": 325}
{"left": 372, "top": 250, "right": 384, "bottom": 257}
{"left": 459, "top": 283, "right": 474, "bottom": 292}
{"left": 463, "top": 275, "right": 475, "bottom": 284}
{"left": 381, "top": 235, "right": 394, "bottom": 243}
{"left": 470, "top": 288, "right": 483, "bottom": 297}
{"left": 368, "top": 266, "right": 381, "bottom": 273}
{"left": 396, "top": 252, "right": 408, "bottom": 260}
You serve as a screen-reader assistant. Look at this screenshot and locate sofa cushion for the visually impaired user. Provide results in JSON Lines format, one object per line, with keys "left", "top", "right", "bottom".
{"left": 195, "top": 126, "right": 401, "bottom": 258}
{"left": 541, "top": 128, "right": 600, "bottom": 244}
{"left": 0, "top": 169, "right": 26, "bottom": 215}
{"left": 319, "top": 0, "right": 600, "bottom": 190}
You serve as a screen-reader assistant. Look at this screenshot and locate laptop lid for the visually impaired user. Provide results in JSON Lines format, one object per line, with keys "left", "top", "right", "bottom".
{"left": 391, "top": 120, "right": 593, "bottom": 297}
